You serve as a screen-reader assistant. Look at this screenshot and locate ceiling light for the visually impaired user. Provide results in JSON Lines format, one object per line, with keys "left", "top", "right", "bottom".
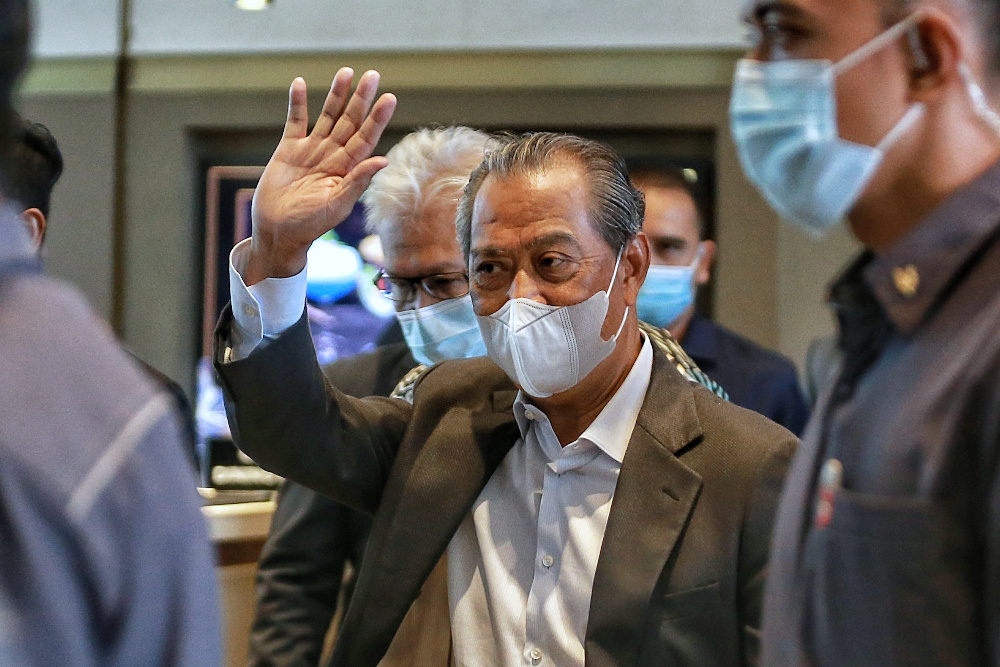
{"left": 234, "top": 0, "right": 271, "bottom": 10}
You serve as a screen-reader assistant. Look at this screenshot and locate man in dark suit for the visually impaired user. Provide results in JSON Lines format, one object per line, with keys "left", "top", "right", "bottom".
{"left": 630, "top": 166, "right": 809, "bottom": 435}
{"left": 736, "top": 1, "right": 1000, "bottom": 664}
{"left": 249, "top": 126, "right": 489, "bottom": 666}
{"left": 217, "top": 70, "right": 796, "bottom": 666}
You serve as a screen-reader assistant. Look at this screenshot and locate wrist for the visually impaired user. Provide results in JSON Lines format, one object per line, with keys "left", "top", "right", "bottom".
{"left": 244, "top": 238, "right": 308, "bottom": 286}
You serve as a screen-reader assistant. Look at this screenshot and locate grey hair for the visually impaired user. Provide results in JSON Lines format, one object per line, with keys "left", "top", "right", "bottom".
{"left": 456, "top": 132, "right": 645, "bottom": 259}
{"left": 361, "top": 126, "right": 490, "bottom": 237}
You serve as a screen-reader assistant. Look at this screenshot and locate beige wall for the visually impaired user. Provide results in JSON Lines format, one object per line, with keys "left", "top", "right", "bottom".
{"left": 18, "top": 53, "right": 859, "bottom": 395}
{"left": 18, "top": 94, "right": 117, "bottom": 318}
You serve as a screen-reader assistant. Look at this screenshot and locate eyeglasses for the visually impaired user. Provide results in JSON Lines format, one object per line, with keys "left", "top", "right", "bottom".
{"left": 373, "top": 269, "right": 470, "bottom": 304}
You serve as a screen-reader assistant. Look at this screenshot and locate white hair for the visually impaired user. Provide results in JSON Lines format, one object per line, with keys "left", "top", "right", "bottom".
{"left": 362, "top": 126, "right": 490, "bottom": 237}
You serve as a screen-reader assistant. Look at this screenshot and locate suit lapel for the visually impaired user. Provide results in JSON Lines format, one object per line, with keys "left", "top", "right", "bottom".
{"left": 586, "top": 352, "right": 705, "bottom": 667}
{"left": 345, "top": 386, "right": 521, "bottom": 665}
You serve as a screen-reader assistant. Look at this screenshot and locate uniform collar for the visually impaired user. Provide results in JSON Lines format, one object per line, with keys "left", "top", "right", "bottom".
{"left": 513, "top": 332, "right": 654, "bottom": 465}
{"left": 851, "top": 158, "right": 1000, "bottom": 335}
{"left": 678, "top": 312, "right": 718, "bottom": 368}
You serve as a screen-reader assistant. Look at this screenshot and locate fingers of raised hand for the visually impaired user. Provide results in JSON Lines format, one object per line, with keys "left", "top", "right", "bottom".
{"left": 338, "top": 93, "right": 397, "bottom": 169}
{"left": 282, "top": 77, "right": 310, "bottom": 139}
{"left": 328, "top": 70, "right": 382, "bottom": 147}
{"left": 312, "top": 67, "right": 354, "bottom": 138}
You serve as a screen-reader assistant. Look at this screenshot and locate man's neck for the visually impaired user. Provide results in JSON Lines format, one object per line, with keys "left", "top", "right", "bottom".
{"left": 530, "top": 324, "right": 643, "bottom": 447}
{"left": 849, "top": 107, "right": 1000, "bottom": 252}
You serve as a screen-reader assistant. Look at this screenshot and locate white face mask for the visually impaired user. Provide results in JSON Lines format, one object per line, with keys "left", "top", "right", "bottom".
{"left": 476, "top": 248, "right": 628, "bottom": 398}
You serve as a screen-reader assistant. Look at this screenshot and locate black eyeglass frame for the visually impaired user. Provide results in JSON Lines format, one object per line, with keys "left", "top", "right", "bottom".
{"left": 372, "top": 268, "right": 471, "bottom": 304}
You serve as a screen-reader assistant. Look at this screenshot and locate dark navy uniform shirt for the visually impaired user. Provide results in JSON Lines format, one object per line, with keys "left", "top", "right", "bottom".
{"left": 682, "top": 314, "right": 810, "bottom": 435}
{"left": 762, "top": 159, "right": 1000, "bottom": 666}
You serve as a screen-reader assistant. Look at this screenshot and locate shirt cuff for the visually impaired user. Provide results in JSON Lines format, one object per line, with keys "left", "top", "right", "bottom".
{"left": 227, "top": 239, "right": 308, "bottom": 361}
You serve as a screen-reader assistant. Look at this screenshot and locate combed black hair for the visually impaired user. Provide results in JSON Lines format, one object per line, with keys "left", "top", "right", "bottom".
{"left": 0, "top": 0, "right": 30, "bottom": 166}
{"left": 1, "top": 118, "right": 63, "bottom": 216}
{"left": 456, "top": 132, "right": 645, "bottom": 258}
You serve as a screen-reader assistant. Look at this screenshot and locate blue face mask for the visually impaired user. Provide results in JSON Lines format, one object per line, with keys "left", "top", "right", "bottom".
{"left": 395, "top": 293, "right": 487, "bottom": 366}
{"left": 636, "top": 246, "right": 701, "bottom": 329}
{"left": 729, "top": 14, "right": 925, "bottom": 236}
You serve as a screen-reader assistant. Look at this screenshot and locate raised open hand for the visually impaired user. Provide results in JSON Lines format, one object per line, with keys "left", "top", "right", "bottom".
{"left": 244, "top": 68, "right": 397, "bottom": 285}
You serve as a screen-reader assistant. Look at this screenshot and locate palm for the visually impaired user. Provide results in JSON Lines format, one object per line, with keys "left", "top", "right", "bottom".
{"left": 247, "top": 69, "right": 396, "bottom": 283}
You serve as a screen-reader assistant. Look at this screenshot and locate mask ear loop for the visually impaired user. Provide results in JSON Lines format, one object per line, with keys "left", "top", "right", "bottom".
{"left": 832, "top": 12, "right": 924, "bottom": 76}
{"left": 606, "top": 245, "right": 629, "bottom": 343}
{"left": 876, "top": 103, "right": 926, "bottom": 153}
{"left": 959, "top": 63, "right": 1000, "bottom": 137}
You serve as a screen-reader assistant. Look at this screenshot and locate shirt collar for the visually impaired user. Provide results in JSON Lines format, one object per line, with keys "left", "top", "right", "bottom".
{"left": 854, "top": 158, "right": 1000, "bottom": 335}
{"left": 513, "top": 332, "right": 654, "bottom": 465}
{"left": 0, "top": 202, "right": 34, "bottom": 264}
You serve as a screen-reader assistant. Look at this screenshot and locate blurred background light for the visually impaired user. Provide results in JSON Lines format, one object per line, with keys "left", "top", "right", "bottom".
{"left": 234, "top": 0, "right": 271, "bottom": 10}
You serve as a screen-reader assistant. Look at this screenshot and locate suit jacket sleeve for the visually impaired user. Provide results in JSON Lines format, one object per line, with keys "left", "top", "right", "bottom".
{"left": 214, "top": 307, "right": 412, "bottom": 515}
{"left": 248, "top": 342, "right": 411, "bottom": 666}
{"left": 738, "top": 434, "right": 798, "bottom": 666}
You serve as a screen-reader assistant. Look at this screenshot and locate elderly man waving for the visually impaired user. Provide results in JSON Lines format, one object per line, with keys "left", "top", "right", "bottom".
{"left": 216, "top": 69, "right": 796, "bottom": 667}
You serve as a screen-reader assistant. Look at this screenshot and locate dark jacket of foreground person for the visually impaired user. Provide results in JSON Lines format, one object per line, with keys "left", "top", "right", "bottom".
{"left": 216, "top": 309, "right": 797, "bottom": 667}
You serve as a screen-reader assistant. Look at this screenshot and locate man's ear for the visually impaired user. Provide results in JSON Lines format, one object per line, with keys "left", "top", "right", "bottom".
{"left": 696, "top": 240, "right": 716, "bottom": 286}
{"left": 20, "top": 208, "right": 46, "bottom": 250}
{"left": 906, "top": 11, "right": 964, "bottom": 102}
{"left": 622, "top": 232, "right": 650, "bottom": 307}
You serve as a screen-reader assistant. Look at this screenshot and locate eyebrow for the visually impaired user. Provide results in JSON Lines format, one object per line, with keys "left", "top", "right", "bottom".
{"left": 470, "top": 232, "right": 584, "bottom": 260}
{"left": 741, "top": 0, "right": 804, "bottom": 25}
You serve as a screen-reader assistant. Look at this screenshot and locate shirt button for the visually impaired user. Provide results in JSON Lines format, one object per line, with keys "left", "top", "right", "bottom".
{"left": 541, "top": 555, "right": 554, "bottom": 568}
{"left": 529, "top": 648, "right": 543, "bottom": 664}
{"left": 242, "top": 304, "right": 256, "bottom": 317}
{"left": 524, "top": 409, "right": 536, "bottom": 421}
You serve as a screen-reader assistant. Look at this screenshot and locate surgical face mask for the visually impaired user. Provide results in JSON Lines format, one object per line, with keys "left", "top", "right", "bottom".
{"left": 477, "top": 249, "right": 628, "bottom": 398}
{"left": 730, "top": 14, "right": 926, "bottom": 235}
{"left": 636, "top": 245, "right": 703, "bottom": 329}
{"left": 395, "top": 294, "right": 487, "bottom": 366}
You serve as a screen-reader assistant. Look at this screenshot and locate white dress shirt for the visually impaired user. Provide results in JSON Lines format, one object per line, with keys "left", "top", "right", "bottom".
{"left": 226, "top": 245, "right": 654, "bottom": 666}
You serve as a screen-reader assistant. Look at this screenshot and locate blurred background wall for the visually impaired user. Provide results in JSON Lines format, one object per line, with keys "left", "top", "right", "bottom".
{"left": 16, "top": 0, "right": 860, "bottom": 396}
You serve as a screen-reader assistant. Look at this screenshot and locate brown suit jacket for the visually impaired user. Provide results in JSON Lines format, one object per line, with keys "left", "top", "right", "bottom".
{"left": 215, "top": 309, "right": 797, "bottom": 667}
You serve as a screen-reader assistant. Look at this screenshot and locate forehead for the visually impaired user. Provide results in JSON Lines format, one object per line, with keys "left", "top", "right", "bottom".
{"left": 469, "top": 162, "right": 606, "bottom": 252}
{"left": 381, "top": 193, "right": 464, "bottom": 272}
{"left": 640, "top": 186, "right": 700, "bottom": 242}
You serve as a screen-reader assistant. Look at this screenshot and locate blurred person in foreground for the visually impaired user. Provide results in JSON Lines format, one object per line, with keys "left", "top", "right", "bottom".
{"left": 215, "top": 69, "right": 797, "bottom": 666}
{"left": 734, "top": 0, "right": 1000, "bottom": 664}
{"left": 249, "top": 126, "right": 489, "bottom": 666}
{"left": 3, "top": 115, "right": 198, "bottom": 461}
{"left": 0, "top": 1, "right": 221, "bottom": 664}
{"left": 631, "top": 166, "right": 810, "bottom": 435}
